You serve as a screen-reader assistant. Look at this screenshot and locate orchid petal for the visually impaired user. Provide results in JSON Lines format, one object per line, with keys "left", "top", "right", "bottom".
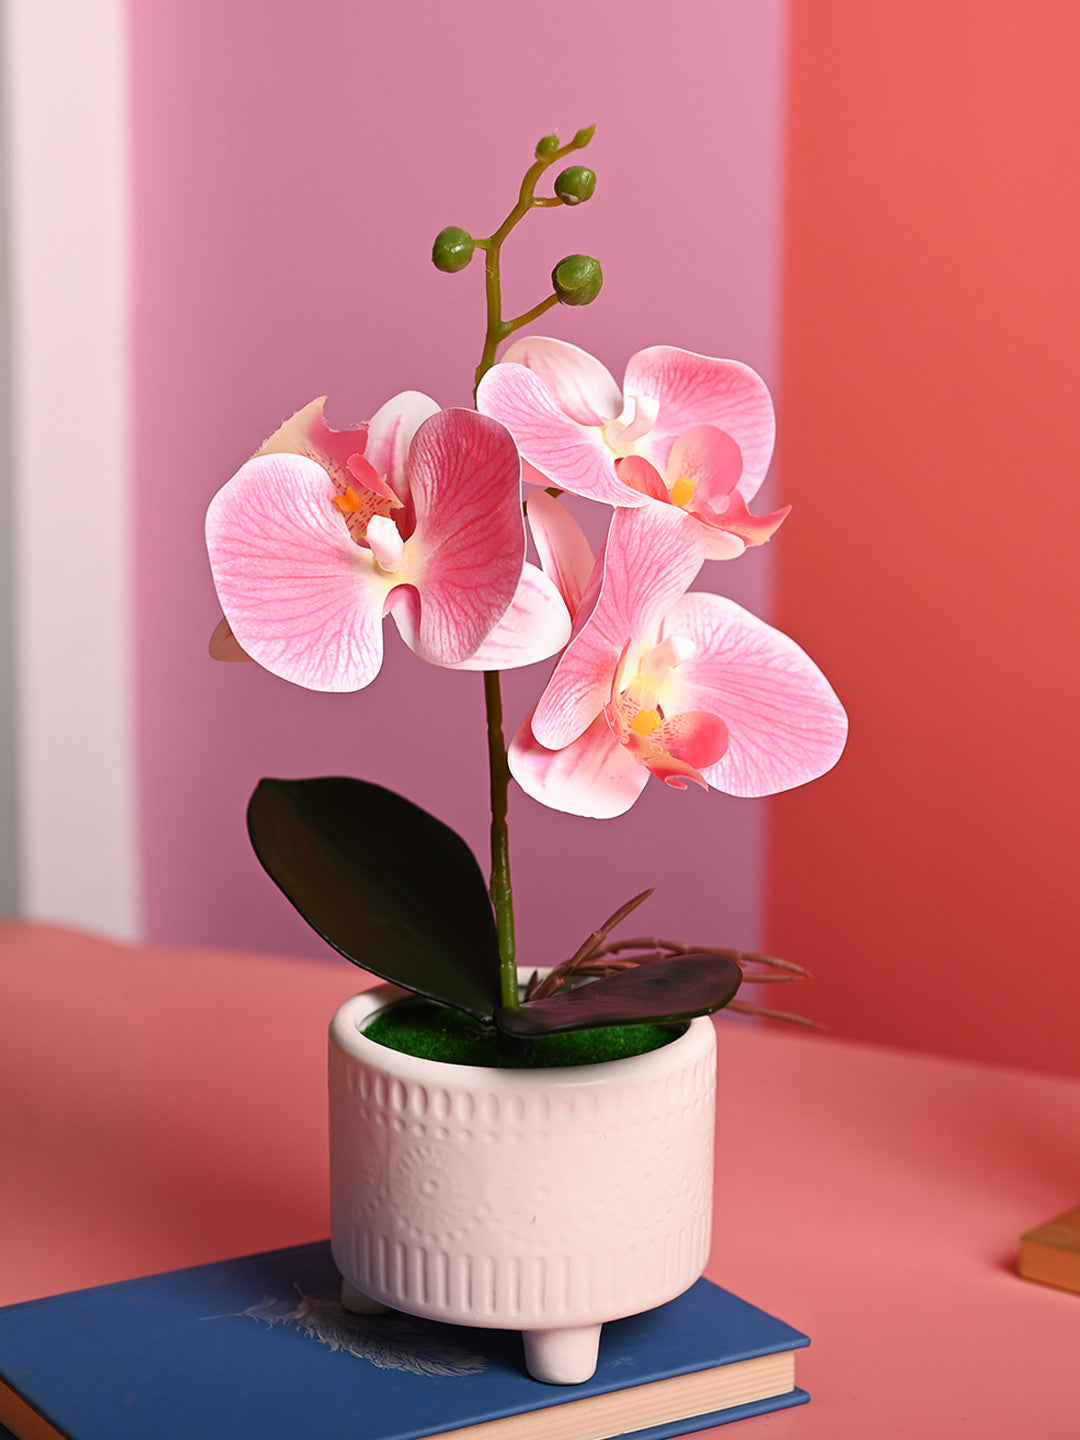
{"left": 208, "top": 615, "right": 253, "bottom": 663}
{"left": 667, "top": 425, "right": 742, "bottom": 498}
{"left": 699, "top": 489, "right": 790, "bottom": 548}
{"left": 254, "top": 396, "right": 367, "bottom": 491}
{"left": 520, "top": 458, "right": 552, "bottom": 490}
{"left": 346, "top": 452, "right": 402, "bottom": 509}
{"left": 477, "top": 362, "right": 639, "bottom": 507}
{"left": 206, "top": 454, "right": 390, "bottom": 692}
{"left": 508, "top": 710, "right": 648, "bottom": 819}
{"left": 498, "top": 335, "right": 623, "bottom": 425}
{"left": 614, "top": 454, "right": 669, "bottom": 502}
{"left": 655, "top": 709, "right": 730, "bottom": 769}
{"left": 604, "top": 685, "right": 726, "bottom": 792}
{"left": 525, "top": 489, "right": 595, "bottom": 619}
{"left": 665, "top": 424, "right": 789, "bottom": 553}
{"left": 618, "top": 732, "right": 710, "bottom": 791}
{"left": 406, "top": 409, "right": 524, "bottom": 665}
{"left": 624, "top": 348, "right": 775, "bottom": 499}
{"left": 532, "top": 507, "right": 706, "bottom": 750}
{"left": 701, "top": 528, "right": 749, "bottom": 561}
{"left": 365, "top": 390, "right": 441, "bottom": 502}
{"left": 663, "top": 592, "right": 848, "bottom": 796}
{"left": 397, "top": 564, "right": 570, "bottom": 671}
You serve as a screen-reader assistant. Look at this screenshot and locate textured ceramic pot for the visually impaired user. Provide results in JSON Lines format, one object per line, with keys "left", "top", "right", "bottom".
{"left": 328, "top": 976, "right": 717, "bottom": 1384}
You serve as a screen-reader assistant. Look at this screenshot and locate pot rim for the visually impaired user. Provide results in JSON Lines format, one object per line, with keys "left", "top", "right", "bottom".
{"left": 330, "top": 976, "right": 716, "bottom": 1090}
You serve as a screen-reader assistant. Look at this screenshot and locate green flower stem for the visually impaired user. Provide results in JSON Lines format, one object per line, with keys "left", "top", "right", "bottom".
{"left": 472, "top": 127, "right": 595, "bottom": 1010}
{"left": 484, "top": 670, "right": 518, "bottom": 1008}
{"left": 472, "top": 129, "right": 595, "bottom": 399}
{"left": 504, "top": 293, "right": 560, "bottom": 333}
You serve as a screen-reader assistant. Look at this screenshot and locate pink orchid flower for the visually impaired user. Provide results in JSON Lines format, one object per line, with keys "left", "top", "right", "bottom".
{"left": 206, "top": 393, "right": 569, "bottom": 692}
{"left": 476, "top": 336, "right": 789, "bottom": 560}
{"left": 509, "top": 501, "right": 847, "bottom": 818}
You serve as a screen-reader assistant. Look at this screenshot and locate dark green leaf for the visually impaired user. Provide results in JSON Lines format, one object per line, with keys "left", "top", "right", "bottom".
{"left": 247, "top": 777, "right": 502, "bottom": 1021}
{"left": 493, "top": 953, "right": 743, "bottom": 1037}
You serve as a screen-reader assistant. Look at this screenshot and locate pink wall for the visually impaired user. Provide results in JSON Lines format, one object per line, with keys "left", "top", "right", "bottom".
{"left": 772, "top": 2, "right": 1080, "bottom": 1077}
{"left": 130, "top": 3, "right": 790, "bottom": 969}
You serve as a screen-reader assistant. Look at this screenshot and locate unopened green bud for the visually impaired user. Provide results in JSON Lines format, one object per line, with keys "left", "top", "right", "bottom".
{"left": 552, "top": 253, "right": 603, "bottom": 306}
{"left": 432, "top": 226, "right": 475, "bottom": 273}
{"left": 571, "top": 124, "right": 596, "bottom": 149}
{"left": 554, "top": 166, "right": 596, "bottom": 205}
{"left": 535, "top": 133, "right": 560, "bottom": 159}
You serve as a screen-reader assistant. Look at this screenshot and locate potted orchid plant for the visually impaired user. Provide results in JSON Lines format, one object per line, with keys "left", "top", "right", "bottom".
{"left": 204, "top": 127, "right": 846, "bottom": 1384}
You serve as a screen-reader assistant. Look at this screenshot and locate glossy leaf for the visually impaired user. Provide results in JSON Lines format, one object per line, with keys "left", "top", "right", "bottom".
{"left": 247, "top": 777, "right": 502, "bottom": 1021}
{"left": 493, "top": 952, "right": 744, "bottom": 1037}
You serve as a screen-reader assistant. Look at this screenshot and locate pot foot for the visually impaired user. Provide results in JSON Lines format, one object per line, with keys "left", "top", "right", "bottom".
{"left": 522, "top": 1323, "right": 603, "bottom": 1384}
{"left": 340, "top": 1279, "right": 390, "bottom": 1315}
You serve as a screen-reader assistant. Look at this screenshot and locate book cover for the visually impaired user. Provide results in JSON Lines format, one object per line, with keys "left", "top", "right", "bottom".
{"left": 0, "top": 1242, "right": 809, "bottom": 1440}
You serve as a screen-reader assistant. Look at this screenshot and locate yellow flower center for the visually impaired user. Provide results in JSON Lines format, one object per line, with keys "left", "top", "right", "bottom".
{"left": 668, "top": 475, "right": 696, "bottom": 509}
{"left": 631, "top": 708, "right": 662, "bottom": 736}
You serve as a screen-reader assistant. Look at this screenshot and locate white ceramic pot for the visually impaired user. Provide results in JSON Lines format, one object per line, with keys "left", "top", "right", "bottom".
{"left": 328, "top": 977, "right": 717, "bottom": 1385}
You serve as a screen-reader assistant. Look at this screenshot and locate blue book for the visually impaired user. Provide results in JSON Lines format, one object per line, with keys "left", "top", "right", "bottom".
{"left": 0, "top": 1242, "right": 809, "bottom": 1440}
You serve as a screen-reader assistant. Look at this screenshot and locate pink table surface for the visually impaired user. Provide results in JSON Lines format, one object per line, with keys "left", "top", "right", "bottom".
{"left": 2, "top": 921, "right": 1079, "bottom": 1437}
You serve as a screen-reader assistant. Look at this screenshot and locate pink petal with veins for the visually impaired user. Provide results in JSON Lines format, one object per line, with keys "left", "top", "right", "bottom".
{"left": 477, "top": 362, "right": 638, "bottom": 507}
{"left": 509, "top": 710, "right": 649, "bottom": 819}
{"left": 521, "top": 458, "right": 553, "bottom": 489}
{"left": 206, "top": 453, "right": 390, "bottom": 692}
{"left": 365, "top": 390, "right": 440, "bottom": 503}
{"left": 613, "top": 454, "right": 669, "bottom": 502}
{"left": 406, "top": 408, "right": 524, "bottom": 665}
{"left": 396, "top": 563, "right": 570, "bottom": 671}
{"left": 663, "top": 591, "right": 848, "bottom": 796}
{"left": 532, "top": 507, "right": 706, "bottom": 750}
{"left": 700, "top": 528, "right": 748, "bottom": 561}
{"left": 624, "top": 348, "right": 775, "bottom": 499}
{"left": 498, "top": 335, "right": 623, "bottom": 425}
{"left": 525, "top": 489, "right": 595, "bottom": 619}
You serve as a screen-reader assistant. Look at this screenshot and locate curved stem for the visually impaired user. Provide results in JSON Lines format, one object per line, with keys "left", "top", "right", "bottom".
{"left": 472, "top": 130, "right": 593, "bottom": 397}
{"left": 471, "top": 129, "right": 595, "bottom": 1009}
{"left": 504, "top": 293, "right": 560, "bottom": 333}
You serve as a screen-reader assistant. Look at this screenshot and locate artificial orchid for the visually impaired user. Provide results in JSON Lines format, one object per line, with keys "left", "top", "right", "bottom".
{"left": 208, "top": 126, "right": 848, "bottom": 1043}
{"left": 206, "top": 393, "right": 569, "bottom": 692}
{"left": 512, "top": 499, "right": 847, "bottom": 818}
{"left": 477, "top": 335, "right": 789, "bottom": 559}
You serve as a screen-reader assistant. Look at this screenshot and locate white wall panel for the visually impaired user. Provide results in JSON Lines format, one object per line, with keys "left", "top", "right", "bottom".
{"left": 4, "top": 0, "right": 138, "bottom": 937}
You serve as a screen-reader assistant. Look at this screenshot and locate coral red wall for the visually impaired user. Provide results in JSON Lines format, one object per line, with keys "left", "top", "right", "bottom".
{"left": 771, "top": 3, "right": 1080, "bottom": 1075}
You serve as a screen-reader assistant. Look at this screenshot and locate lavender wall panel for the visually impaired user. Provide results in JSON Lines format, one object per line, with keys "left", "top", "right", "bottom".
{"left": 130, "top": 0, "right": 789, "bottom": 966}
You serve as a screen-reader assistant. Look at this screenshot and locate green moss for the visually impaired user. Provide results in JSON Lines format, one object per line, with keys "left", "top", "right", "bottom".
{"left": 363, "top": 998, "right": 679, "bottom": 1069}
